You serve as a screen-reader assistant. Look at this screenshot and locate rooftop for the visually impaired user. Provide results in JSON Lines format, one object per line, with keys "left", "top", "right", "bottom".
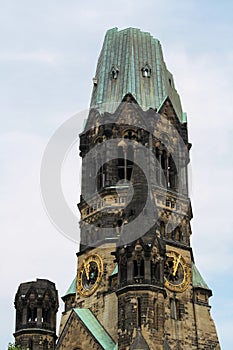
{"left": 90, "top": 27, "right": 185, "bottom": 122}
{"left": 74, "top": 308, "right": 116, "bottom": 350}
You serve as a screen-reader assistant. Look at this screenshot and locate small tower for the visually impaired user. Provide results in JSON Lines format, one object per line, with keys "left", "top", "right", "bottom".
{"left": 57, "top": 277, "right": 77, "bottom": 337}
{"left": 61, "top": 277, "right": 76, "bottom": 313}
{"left": 14, "top": 279, "right": 58, "bottom": 350}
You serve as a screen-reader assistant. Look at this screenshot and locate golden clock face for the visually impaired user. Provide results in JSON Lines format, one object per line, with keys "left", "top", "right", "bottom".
{"left": 164, "top": 251, "right": 190, "bottom": 292}
{"left": 77, "top": 254, "right": 103, "bottom": 297}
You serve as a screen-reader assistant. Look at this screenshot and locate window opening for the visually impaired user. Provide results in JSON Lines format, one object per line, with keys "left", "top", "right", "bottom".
{"left": 142, "top": 64, "right": 151, "bottom": 78}
{"left": 134, "top": 259, "right": 145, "bottom": 281}
{"left": 27, "top": 307, "right": 37, "bottom": 322}
{"left": 155, "top": 147, "right": 160, "bottom": 185}
{"left": 111, "top": 66, "right": 119, "bottom": 80}
{"left": 42, "top": 308, "right": 50, "bottom": 323}
{"left": 168, "top": 155, "right": 177, "bottom": 190}
{"left": 137, "top": 298, "right": 141, "bottom": 328}
{"left": 117, "top": 145, "right": 134, "bottom": 181}
{"left": 161, "top": 150, "right": 167, "bottom": 187}
{"left": 97, "top": 154, "right": 106, "bottom": 191}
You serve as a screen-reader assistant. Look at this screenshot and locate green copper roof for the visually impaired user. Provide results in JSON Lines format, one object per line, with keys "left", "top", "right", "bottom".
{"left": 63, "top": 277, "right": 76, "bottom": 297}
{"left": 192, "top": 264, "right": 210, "bottom": 289}
{"left": 90, "top": 27, "right": 184, "bottom": 122}
{"left": 74, "top": 308, "right": 116, "bottom": 349}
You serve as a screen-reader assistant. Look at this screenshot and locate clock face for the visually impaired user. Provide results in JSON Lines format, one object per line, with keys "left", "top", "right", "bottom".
{"left": 164, "top": 251, "right": 190, "bottom": 292}
{"left": 77, "top": 254, "right": 103, "bottom": 297}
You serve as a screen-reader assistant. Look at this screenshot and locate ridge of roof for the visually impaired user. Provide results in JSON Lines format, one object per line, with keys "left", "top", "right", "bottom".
{"left": 74, "top": 308, "right": 116, "bottom": 350}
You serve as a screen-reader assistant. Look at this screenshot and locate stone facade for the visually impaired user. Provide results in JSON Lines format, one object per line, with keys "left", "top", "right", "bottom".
{"left": 14, "top": 279, "right": 58, "bottom": 350}
{"left": 57, "top": 96, "right": 220, "bottom": 349}
{"left": 13, "top": 27, "right": 221, "bottom": 350}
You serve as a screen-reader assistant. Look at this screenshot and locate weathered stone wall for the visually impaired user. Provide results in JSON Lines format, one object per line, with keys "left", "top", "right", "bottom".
{"left": 76, "top": 243, "right": 118, "bottom": 340}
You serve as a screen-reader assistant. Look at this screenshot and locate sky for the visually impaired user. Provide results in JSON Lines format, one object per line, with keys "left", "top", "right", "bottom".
{"left": 1, "top": 0, "right": 233, "bottom": 349}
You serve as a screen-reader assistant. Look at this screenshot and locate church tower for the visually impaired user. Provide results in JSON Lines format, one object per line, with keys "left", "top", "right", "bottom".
{"left": 57, "top": 27, "right": 220, "bottom": 350}
{"left": 14, "top": 279, "right": 58, "bottom": 350}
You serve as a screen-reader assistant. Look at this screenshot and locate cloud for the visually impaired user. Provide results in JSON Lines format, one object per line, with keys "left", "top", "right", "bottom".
{"left": 1, "top": 1, "right": 233, "bottom": 349}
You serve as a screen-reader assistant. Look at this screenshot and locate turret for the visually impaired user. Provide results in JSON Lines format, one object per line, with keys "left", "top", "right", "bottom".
{"left": 14, "top": 279, "right": 58, "bottom": 350}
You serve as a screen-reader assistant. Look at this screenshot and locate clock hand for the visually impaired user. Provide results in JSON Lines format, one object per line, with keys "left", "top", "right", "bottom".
{"left": 173, "top": 254, "right": 181, "bottom": 276}
{"left": 84, "top": 262, "right": 90, "bottom": 280}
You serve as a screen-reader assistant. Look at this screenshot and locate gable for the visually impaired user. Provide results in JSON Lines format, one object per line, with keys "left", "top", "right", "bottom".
{"left": 56, "top": 308, "right": 116, "bottom": 350}
{"left": 158, "top": 96, "right": 181, "bottom": 125}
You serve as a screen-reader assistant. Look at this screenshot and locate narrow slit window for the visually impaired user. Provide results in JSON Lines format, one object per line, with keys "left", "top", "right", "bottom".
{"left": 137, "top": 298, "right": 141, "bottom": 329}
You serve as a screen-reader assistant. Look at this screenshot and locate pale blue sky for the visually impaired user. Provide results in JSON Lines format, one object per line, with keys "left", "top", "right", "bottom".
{"left": 1, "top": 1, "right": 233, "bottom": 349}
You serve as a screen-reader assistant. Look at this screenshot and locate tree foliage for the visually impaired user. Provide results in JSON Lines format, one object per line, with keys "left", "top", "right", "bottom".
{"left": 8, "top": 343, "right": 21, "bottom": 350}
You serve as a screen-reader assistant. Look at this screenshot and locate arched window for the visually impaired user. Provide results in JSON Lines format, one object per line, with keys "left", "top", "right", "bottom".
{"left": 161, "top": 150, "right": 167, "bottom": 187}
{"left": 133, "top": 259, "right": 144, "bottom": 282}
{"left": 27, "top": 307, "right": 37, "bottom": 322}
{"left": 97, "top": 154, "right": 106, "bottom": 191}
{"left": 168, "top": 155, "right": 177, "bottom": 191}
{"left": 117, "top": 145, "right": 134, "bottom": 181}
{"left": 158, "top": 147, "right": 178, "bottom": 191}
{"left": 151, "top": 260, "right": 160, "bottom": 282}
{"left": 42, "top": 308, "right": 51, "bottom": 323}
{"left": 160, "top": 221, "right": 165, "bottom": 236}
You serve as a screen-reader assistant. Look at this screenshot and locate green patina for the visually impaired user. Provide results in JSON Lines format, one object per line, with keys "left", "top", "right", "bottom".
{"left": 111, "top": 264, "right": 118, "bottom": 276}
{"left": 63, "top": 277, "right": 76, "bottom": 297}
{"left": 90, "top": 27, "right": 185, "bottom": 122}
{"left": 74, "top": 308, "right": 116, "bottom": 350}
{"left": 192, "top": 263, "right": 210, "bottom": 289}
